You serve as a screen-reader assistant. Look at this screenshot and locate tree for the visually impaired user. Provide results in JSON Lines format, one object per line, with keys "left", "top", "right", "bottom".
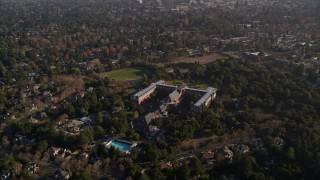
{"left": 140, "top": 144, "right": 160, "bottom": 162}
{"left": 111, "top": 111, "right": 129, "bottom": 134}
{"left": 177, "top": 161, "right": 190, "bottom": 180}
{"left": 95, "top": 125, "right": 105, "bottom": 138}
{"left": 234, "top": 155, "right": 260, "bottom": 179}
{"left": 148, "top": 161, "right": 165, "bottom": 180}
{"left": 125, "top": 129, "right": 140, "bottom": 141}
{"left": 139, "top": 173, "right": 150, "bottom": 180}
{"left": 228, "top": 84, "right": 241, "bottom": 97}
{"left": 286, "top": 147, "right": 295, "bottom": 161}
{"left": 37, "top": 140, "right": 48, "bottom": 154}
{"left": 108, "top": 146, "right": 120, "bottom": 159}
{"left": 97, "top": 112, "right": 103, "bottom": 125}
{"left": 9, "top": 57, "right": 16, "bottom": 67}
{"left": 80, "top": 107, "right": 89, "bottom": 117}
{"left": 199, "top": 174, "right": 210, "bottom": 180}
{"left": 21, "top": 169, "right": 33, "bottom": 180}
{"left": 189, "top": 157, "right": 203, "bottom": 177}
{"left": 1, "top": 136, "right": 10, "bottom": 147}
{"left": 0, "top": 61, "right": 4, "bottom": 76}
{"left": 26, "top": 50, "right": 37, "bottom": 60}
{"left": 65, "top": 105, "right": 75, "bottom": 116}
{"left": 0, "top": 154, "right": 15, "bottom": 170}
{"left": 80, "top": 127, "right": 94, "bottom": 147}
{"left": 55, "top": 131, "right": 71, "bottom": 148}
{"left": 12, "top": 121, "right": 33, "bottom": 135}
{"left": 18, "top": 49, "right": 26, "bottom": 59}
{"left": 125, "top": 164, "right": 141, "bottom": 177}
{"left": 79, "top": 168, "right": 93, "bottom": 180}
{"left": 72, "top": 67, "right": 81, "bottom": 75}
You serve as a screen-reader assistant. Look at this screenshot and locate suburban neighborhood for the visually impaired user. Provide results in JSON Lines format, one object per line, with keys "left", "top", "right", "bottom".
{"left": 0, "top": 0, "right": 320, "bottom": 179}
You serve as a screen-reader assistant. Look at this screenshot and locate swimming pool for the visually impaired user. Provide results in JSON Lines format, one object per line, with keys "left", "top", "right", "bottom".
{"left": 111, "top": 140, "right": 131, "bottom": 151}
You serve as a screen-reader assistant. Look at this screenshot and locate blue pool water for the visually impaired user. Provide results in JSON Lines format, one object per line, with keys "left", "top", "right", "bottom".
{"left": 111, "top": 141, "right": 131, "bottom": 151}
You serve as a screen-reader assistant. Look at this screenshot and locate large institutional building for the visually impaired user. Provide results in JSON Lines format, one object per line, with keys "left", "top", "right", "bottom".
{"left": 132, "top": 80, "right": 217, "bottom": 111}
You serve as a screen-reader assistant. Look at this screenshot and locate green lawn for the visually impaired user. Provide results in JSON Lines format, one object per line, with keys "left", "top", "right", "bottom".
{"left": 102, "top": 68, "right": 146, "bottom": 81}
{"left": 168, "top": 79, "right": 186, "bottom": 85}
{"left": 197, "top": 83, "right": 211, "bottom": 89}
{"left": 167, "top": 80, "right": 211, "bottom": 89}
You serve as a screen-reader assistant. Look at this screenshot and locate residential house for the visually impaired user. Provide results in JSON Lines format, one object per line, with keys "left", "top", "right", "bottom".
{"left": 201, "top": 150, "right": 215, "bottom": 163}
{"left": 79, "top": 152, "right": 89, "bottom": 161}
{"left": 65, "top": 119, "right": 84, "bottom": 134}
{"left": 133, "top": 112, "right": 153, "bottom": 134}
{"left": 232, "top": 144, "right": 250, "bottom": 154}
{"left": 80, "top": 117, "right": 92, "bottom": 125}
{"left": 54, "top": 169, "right": 70, "bottom": 180}
{"left": 160, "top": 160, "right": 173, "bottom": 170}
{"left": 217, "top": 146, "right": 234, "bottom": 162}
{"left": 35, "top": 112, "right": 49, "bottom": 121}
{"left": 273, "top": 137, "right": 284, "bottom": 146}
{"left": 26, "top": 163, "right": 40, "bottom": 174}
{"left": 100, "top": 110, "right": 111, "bottom": 122}
{"left": 46, "top": 105, "right": 60, "bottom": 116}
{"left": 14, "top": 135, "right": 36, "bottom": 146}
{"left": 147, "top": 125, "right": 161, "bottom": 139}
{"left": 249, "top": 137, "right": 264, "bottom": 148}
{"left": 48, "top": 147, "right": 63, "bottom": 157}
{"left": 29, "top": 117, "right": 40, "bottom": 124}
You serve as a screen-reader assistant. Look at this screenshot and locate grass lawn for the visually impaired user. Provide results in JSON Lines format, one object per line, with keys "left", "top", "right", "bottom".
{"left": 196, "top": 83, "right": 211, "bottom": 89}
{"left": 167, "top": 79, "right": 187, "bottom": 85}
{"left": 159, "top": 53, "right": 224, "bottom": 65}
{"left": 101, "top": 68, "right": 147, "bottom": 81}
{"left": 167, "top": 80, "right": 212, "bottom": 90}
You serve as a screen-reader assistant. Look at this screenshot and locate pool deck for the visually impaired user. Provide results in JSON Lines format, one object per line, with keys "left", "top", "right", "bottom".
{"left": 102, "top": 138, "right": 137, "bottom": 154}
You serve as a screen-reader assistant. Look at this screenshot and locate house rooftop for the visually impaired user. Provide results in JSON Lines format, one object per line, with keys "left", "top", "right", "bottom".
{"left": 145, "top": 112, "right": 158, "bottom": 125}
{"left": 194, "top": 92, "right": 213, "bottom": 107}
{"left": 133, "top": 80, "right": 166, "bottom": 98}
{"left": 169, "top": 90, "right": 180, "bottom": 102}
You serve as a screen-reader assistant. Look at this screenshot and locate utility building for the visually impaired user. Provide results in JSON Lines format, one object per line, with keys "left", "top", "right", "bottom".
{"left": 131, "top": 80, "right": 165, "bottom": 104}
{"left": 132, "top": 80, "right": 217, "bottom": 111}
{"left": 191, "top": 87, "right": 217, "bottom": 111}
